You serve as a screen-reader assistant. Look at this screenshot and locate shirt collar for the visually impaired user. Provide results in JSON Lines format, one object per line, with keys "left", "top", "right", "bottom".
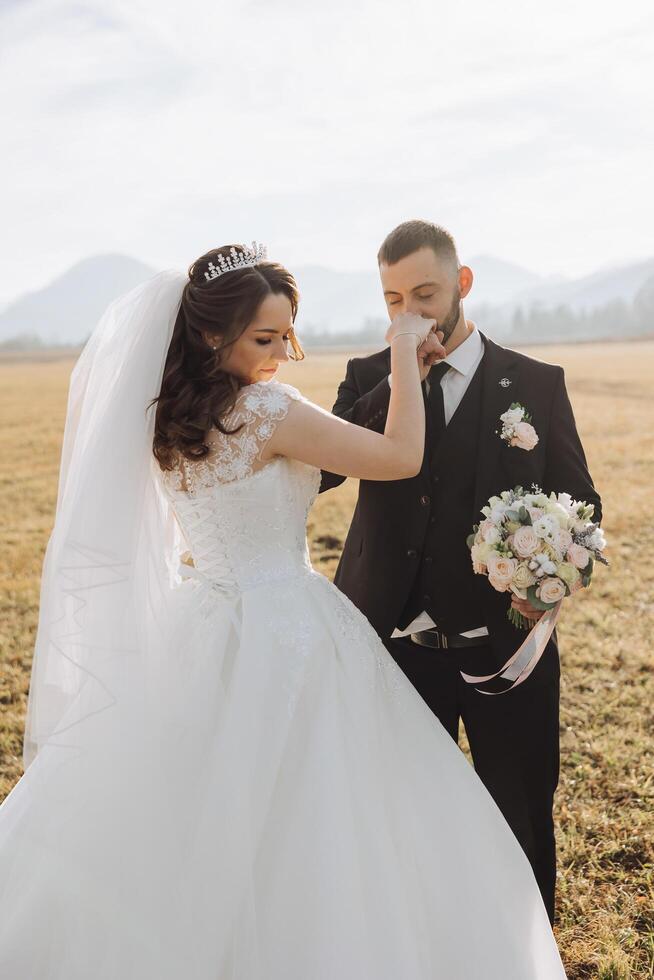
{"left": 443, "top": 323, "right": 483, "bottom": 376}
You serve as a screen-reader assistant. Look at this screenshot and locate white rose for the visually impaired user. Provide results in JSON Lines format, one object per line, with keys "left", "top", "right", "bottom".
{"left": 557, "top": 562, "right": 580, "bottom": 591}
{"left": 510, "top": 421, "right": 539, "bottom": 451}
{"left": 477, "top": 541, "right": 495, "bottom": 561}
{"left": 471, "top": 542, "right": 493, "bottom": 573}
{"left": 511, "top": 563, "right": 537, "bottom": 592}
{"left": 567, "top": 543, "right": 590, "bottom": 569}
{"left": 537, "top": 577, "right": 566, "bottom": 604}
{"left": 479, "top": 519, "right": 501, "bottom": 545}
{"left": 501, "top": 407, "right": 524, "bottom": 426}
{"left": 487, "top": 554, "right": 518, "bottom": 591}
{"left": 512, "top": 525, "right": 540, "bottom": 558}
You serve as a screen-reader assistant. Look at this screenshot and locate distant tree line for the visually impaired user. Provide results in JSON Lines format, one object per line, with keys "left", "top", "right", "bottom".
{"left": 298, "top": 317, "right": 388, "bottom": 348}
{"left": 3, "top": 275, "right": 653, "bottom": 352}
{"left": 300, "top": 274, "right": 654, "bottom": 348}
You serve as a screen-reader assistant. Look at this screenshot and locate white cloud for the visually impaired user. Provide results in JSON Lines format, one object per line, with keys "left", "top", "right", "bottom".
{"left": 1, "top": 0, "right": 653, "bottom": 302}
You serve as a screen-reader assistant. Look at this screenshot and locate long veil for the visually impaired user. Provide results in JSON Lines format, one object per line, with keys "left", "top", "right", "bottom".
{"left": 22, "top": 270, "right": 187, "bottom": 768}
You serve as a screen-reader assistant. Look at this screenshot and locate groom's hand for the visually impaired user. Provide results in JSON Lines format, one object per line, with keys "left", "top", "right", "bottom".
{"left": 418, "top": 328, "right": 446, "bottom": 381}
{"left": 512, "top": 584, "right": 581, "bottom": 623}
{"left": 510, "top": 595, "right": 545, "bottom": 623}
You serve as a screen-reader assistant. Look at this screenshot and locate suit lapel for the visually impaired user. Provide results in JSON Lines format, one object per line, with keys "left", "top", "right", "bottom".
{"left": 473, "top": 333, "right": 521, "bottom": 518}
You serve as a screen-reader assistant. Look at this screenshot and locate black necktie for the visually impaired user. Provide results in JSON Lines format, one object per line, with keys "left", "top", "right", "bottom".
{"left": 426, "top": 361, "right": 450, "bottom": 440}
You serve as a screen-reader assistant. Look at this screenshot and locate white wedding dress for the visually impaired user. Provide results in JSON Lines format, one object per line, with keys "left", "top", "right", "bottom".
{"left": 0, "top": 378, "right": 566, "bottom": 978}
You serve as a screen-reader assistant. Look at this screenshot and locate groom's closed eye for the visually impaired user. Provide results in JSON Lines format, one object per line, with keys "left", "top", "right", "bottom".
{"left": 389, "top": 293, "right": 435, "bottom": 306}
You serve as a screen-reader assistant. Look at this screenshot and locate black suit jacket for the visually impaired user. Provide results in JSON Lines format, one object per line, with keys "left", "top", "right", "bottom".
{"left": 320, "top": 333, "right": 602, "bottom": 651}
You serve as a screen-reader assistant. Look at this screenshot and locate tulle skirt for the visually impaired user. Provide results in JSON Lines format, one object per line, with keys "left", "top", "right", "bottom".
{"left": 0, "top": 568, "right": 566, "bottom": 978}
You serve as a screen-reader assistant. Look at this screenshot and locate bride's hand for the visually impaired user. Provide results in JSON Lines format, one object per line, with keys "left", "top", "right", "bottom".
{"left": 385, "top": 312, "right": 437, "bottom": 349}
{"left": 385, "top": 313, "right": 446, "bottom": 382}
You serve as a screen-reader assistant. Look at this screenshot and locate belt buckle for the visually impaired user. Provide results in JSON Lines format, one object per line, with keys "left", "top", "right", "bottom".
{"left": 428, "top": 628, "right": 448, "bottom": 649}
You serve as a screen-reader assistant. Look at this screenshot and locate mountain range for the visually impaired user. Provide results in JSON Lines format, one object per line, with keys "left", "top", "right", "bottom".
{"left": 1, "top": 252, "right": 652, "bottom": 348}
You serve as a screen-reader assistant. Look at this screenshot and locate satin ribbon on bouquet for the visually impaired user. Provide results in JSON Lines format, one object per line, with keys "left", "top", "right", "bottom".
{"left": 460, "top": 600, "right": 562, "bottom": 695}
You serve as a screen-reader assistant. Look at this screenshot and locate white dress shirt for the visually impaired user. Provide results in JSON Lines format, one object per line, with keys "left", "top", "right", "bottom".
{"left": 389, "top": 324, "right": 488, "bottom": 639}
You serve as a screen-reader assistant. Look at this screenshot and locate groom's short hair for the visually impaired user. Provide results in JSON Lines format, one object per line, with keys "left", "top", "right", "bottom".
{"left": 378, "top": 220, "right": 459, "bottom": 271}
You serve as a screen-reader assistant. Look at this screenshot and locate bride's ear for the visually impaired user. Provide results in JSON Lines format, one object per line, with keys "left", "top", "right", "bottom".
{"left": 203, "top": 332, "right": 220, "bottom": 351}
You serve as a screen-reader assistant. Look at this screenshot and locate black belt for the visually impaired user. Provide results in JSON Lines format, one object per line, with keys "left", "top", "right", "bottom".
{"left": 410, "top": 628, "right": 489, "bottom": 650}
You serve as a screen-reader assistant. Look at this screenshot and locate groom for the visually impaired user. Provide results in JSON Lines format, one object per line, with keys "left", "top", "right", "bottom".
{"left": 320, "top": 219, "right": 602, "bottom": 922}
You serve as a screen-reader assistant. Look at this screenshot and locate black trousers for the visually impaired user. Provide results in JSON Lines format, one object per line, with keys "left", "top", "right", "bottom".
{"left": 385, "top": 633, "right": 560, "bottom": 923}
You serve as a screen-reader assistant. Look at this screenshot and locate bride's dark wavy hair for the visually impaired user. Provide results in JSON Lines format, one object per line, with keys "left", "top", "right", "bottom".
{"left": 151, "top": 246, "right": 303, "bottom": 470}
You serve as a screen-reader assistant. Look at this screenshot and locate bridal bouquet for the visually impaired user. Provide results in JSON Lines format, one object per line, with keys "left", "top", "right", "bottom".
{"left": 468, "top": 486, "right": 608, "bottom": 629}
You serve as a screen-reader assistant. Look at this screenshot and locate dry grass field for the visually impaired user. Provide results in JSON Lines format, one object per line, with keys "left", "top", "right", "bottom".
{"left": 1, "top": 341, "right": 652, "bottom": 978}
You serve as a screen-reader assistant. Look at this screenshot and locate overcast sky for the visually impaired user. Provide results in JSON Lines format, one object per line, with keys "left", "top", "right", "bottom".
{"left": 2, "top": 0, "right": 653, "bottom": 304}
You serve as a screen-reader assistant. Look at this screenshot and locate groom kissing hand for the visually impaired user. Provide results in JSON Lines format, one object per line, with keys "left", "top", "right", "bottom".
{"left": 319, "top": 219, "right": 602, "bottom": 924}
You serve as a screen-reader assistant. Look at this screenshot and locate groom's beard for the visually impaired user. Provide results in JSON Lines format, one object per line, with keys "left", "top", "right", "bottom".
{"left": 437, "top": 288, "right": 462, "bottom": 346}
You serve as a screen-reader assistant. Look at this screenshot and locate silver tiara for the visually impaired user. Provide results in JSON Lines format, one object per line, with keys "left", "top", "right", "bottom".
{"left": 204, "top": 241, "right": 268, "bottom": 281}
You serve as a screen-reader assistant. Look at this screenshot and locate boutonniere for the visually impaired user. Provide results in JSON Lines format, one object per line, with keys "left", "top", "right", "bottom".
{"left": 497, "top": 402, "right": 539, "bottom": 451}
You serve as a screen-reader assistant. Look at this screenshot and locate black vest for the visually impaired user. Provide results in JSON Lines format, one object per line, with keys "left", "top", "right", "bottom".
{"left": 398, "top": 362, "right": 485, "bottom": 634}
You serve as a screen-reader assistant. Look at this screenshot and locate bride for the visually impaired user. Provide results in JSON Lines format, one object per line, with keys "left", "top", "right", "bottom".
{"left": 0, "top": 243, "right": 567, "bottom": 978}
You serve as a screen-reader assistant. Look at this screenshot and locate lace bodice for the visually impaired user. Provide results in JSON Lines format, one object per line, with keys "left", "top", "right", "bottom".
{"left": 156, "top": 380, "right": 321, "bottom": 594}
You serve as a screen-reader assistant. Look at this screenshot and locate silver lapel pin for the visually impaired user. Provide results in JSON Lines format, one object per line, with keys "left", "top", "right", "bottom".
{"left": 499, "top": 378, "right": 512, "bottom": 388}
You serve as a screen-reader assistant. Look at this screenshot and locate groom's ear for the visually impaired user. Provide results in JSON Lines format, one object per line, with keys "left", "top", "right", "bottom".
{"left": 458, "top": 266, "right": 474, "bottom": 299}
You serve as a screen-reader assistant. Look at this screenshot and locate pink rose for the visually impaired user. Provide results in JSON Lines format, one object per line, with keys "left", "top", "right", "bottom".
{"left": 555, "top": 528, "right": 573, "bottom": 554}
{"left": 487, "top": 554, "right": 518, "bottom": 592}
{"left": 567, "top": 543, "right": 590, "bottom": 569}
{"left": 510, "top": 421, "right": 539, "bottom": 451}
{"left": 537, "top": 576, "right": 566, "bottom": 604}
{"left": 512, "top": 525, "right": 540, "bottom": 558}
